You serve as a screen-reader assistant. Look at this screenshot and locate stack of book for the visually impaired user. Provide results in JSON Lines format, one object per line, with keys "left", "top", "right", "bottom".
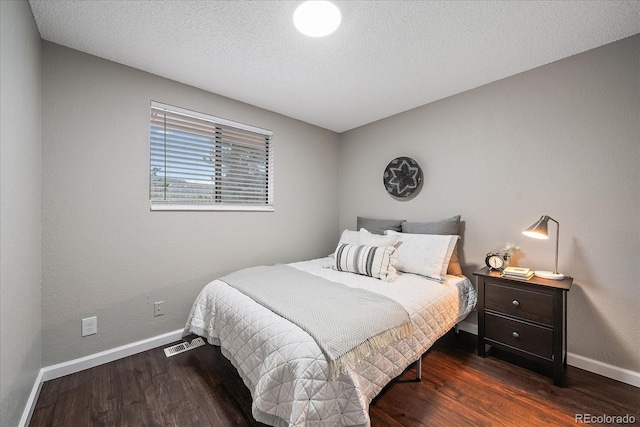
{"left": 501, "top": 266, "right": 534, "bottom": 280}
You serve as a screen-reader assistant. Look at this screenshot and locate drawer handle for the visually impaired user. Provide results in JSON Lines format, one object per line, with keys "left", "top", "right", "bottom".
{"left": 512, "top": 331, "right": 520, "bottom": 338}
{"left": 512, "top": 300, "right": 520, "bottom": 307}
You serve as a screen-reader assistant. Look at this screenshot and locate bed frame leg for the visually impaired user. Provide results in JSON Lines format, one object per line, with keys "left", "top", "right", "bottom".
{"left": 415, "top": 356, "right": 422, "bottom": 381}
{"left": 454, "top": 323, "right": 460, "bottom": 334}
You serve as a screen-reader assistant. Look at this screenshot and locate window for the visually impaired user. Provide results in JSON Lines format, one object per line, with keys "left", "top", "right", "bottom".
{"left": 149, "top": 102, "right": 273, "bottom": 211}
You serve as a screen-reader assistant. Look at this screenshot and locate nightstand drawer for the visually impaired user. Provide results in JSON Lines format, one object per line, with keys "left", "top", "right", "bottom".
{"left": 485, "top": 313, "right": 554, "bottom": 359}
{"left": 485, "top": 282, "right": 554, "bottom": 325}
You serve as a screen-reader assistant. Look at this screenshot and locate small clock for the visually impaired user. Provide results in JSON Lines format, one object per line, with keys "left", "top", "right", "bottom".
{"left": 485, "top": 252, "right": 506, "bottom": 271}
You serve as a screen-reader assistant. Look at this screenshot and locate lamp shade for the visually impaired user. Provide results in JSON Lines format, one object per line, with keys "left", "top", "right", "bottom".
{"left": 522, "top": 215, "right": 550, "bottom": 239}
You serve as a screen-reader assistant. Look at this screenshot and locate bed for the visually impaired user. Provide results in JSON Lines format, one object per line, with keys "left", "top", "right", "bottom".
{"left": 183, "top": 221, "right": 477, "bottom": 427}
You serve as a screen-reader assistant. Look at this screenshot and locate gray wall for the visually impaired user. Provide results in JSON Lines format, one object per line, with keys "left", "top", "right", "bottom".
{"left": 339, "top": 35, "right": 640, "bottom": 373}
{"left": 41, "top": 42, "right": 340, "bottom": 365}
{"left": 0, "top": 1, "right": 43, "bottom": 426}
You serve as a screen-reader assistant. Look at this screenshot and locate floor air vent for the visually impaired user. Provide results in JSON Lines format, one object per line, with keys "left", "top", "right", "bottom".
{"left": 164, "top": 337, "right": 206, "bottom": 357}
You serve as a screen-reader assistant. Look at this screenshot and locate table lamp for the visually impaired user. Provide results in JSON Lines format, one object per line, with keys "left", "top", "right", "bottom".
{"left": 522, "top": 215, "right": 565, "bottom": 280}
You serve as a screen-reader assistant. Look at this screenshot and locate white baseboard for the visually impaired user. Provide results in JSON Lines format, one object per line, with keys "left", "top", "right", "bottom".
{"left": 20, "top": 329, "right": 184, "bottom": 427}
{"left": 18, "top": 368, "right": 44, "bottom": 427}
{"left": 40, "top": 329, "right": 183, "bottom": 382}
{"left": 567, "top": 352, "right": 640, "bottom": 388}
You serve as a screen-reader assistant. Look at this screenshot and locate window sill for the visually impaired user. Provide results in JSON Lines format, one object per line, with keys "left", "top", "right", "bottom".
{"left": 150, "top": 203, "right": 274, "bottom": 212}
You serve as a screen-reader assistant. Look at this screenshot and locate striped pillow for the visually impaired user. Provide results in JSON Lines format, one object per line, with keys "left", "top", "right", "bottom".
{"left": 333, "top": 244, "right": 398, "bottom": 282}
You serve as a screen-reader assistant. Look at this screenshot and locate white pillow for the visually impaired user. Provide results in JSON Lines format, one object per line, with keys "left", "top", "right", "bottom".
{"left": 358, "top": 228, "right": 400, "bottom": 247}
{"left": 329, "top": 229, "right": 360, "bottom": 257}
{"left": 338, "top": 229, "right": 359, "bottom": 246}
{"left": 333, "top": 243, "right": 398, "bottom": 282}
{"left": 385, "top": 231, "right": 459, "bottom": 280}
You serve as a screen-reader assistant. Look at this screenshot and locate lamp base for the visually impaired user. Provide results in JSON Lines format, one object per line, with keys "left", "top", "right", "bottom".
{"left": 534, "top": 270, "right": 565, "bottom": 280}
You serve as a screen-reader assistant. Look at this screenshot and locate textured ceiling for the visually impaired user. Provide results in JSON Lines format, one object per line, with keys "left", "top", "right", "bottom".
{"left": 29, "top": 1, "right": 640, "bottom": 133}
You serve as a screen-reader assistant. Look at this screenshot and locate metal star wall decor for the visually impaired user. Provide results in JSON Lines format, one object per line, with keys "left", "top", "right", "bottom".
{"left": 383, "top": 157, "right": 423, "bottom": 198}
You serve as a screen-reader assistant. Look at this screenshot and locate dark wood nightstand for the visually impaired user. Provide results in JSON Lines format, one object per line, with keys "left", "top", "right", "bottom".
{"left": 474, "top": 267, "right": 572, "bottom": 386}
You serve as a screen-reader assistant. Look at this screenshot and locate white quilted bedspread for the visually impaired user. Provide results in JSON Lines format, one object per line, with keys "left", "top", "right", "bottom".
{"left": 183, "top": 258, "right": 477, "bottom": 427}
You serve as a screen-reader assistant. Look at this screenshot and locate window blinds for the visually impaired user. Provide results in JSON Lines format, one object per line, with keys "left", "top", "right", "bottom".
{"left": 149, "top": 102, "right": 273, "bottom": 211}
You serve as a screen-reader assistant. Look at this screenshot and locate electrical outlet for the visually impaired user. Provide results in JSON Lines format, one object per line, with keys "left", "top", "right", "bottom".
{"left": 82, "top": 316, "right": 97, "bottom": 336}
{"left": 154, "top": 301, "right": 164, "bottom": 317}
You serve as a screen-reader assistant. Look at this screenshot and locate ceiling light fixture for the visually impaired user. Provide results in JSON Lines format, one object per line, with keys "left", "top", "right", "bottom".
{"left": 293, "top": 1, "right": 341, "bottom": 37}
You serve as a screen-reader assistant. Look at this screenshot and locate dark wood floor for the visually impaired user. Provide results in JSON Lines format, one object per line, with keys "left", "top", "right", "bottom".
{"left": 31, "top": 331, "right": 639, "bottom": 426}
